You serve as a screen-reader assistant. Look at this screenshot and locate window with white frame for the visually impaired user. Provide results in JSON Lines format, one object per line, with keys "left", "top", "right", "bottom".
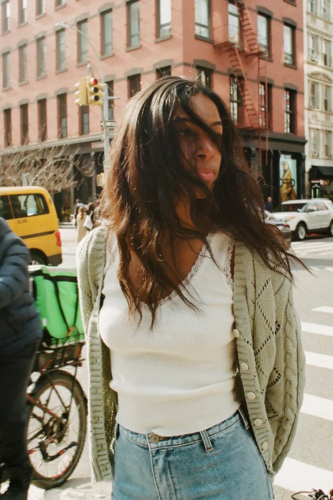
{"left": 195, "top": 0, "right": 210, "bottom": 38}
{"left": 2, "top": 51, "right": 10, "bottom": 89}
{"left": 321, "top": 0, "right": 330, "bottom": 18}
{"left": 309, "top": 0, "right": 317, "bottom": 13}
{"left": 323, "top": 85, "right": 331, "bottom": 111}
{"left": 324, "top": 131, "right": 332, "bottom": 157}
{"left": 2, "top": 0, "right": 10, "bottom": 33}
{"left": 309, "top": 35, "right": 318, "bottom": 61}
{"left": 310, "top": 129, "right": 320, "bottom": 156}
{"left": 323, "top": 39, "right": 331, "bottom": 66}
{"left": 284, "top": 24, "right": 295, "bottom": 65}
{"left": 229, "top": 3, "right": 241, "bottom": 45}
{"left": 310, "top": 81, "right": 319, "bottom": 108}
{"left": 157, "top": 0, "right": 171, "bottom": 38}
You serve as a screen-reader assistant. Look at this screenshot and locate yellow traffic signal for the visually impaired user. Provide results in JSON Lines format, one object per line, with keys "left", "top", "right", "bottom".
{"left": 88, "top": 78, "right": 104, "bottom": 106}
{"left": 75, "top": 78, "right": 88, "bottom": 106}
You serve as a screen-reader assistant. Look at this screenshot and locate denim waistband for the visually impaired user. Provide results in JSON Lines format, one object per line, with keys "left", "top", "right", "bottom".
{"left": 117, "top": 408, "right": 243, "bottom": 451}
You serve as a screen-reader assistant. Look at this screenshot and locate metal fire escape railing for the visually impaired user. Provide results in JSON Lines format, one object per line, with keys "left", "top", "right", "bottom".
{"left": 214, "top": 1, "right": 270, "bottom": 165}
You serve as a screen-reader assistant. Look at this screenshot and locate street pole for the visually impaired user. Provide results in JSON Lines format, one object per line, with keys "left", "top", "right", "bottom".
{"left": 56, "top": 22, "right": 120, "bottom": 175}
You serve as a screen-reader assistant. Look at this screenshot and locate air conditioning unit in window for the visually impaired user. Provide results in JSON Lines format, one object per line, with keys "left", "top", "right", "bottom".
{"left": 323, "top": 12, "right": 330, "bottom": 19}
{"left": 311, "top": 150, "right": 319, "bottom": 156}
{"left": 311, "top": 53, "right": 319, "bottom": 62}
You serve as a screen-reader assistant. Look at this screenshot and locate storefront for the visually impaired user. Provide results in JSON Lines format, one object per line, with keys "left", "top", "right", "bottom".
{"left": 309, "top": 166, "right": 333, "bottom": 201}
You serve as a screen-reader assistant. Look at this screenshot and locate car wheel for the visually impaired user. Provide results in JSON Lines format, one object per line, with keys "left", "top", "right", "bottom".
{"left": 296, "top": 223, "right": 307, "bottom": 241}
{"left": 328, "top": 220, "right": 333, "bottom": 237}
{"left": 30, "top": 253, "right": 46, "bottom": 266}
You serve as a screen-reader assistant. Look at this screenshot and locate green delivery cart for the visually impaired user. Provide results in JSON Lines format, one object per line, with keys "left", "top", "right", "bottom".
{"left": 30, "top": 266, "right": 84, "bottom": 344}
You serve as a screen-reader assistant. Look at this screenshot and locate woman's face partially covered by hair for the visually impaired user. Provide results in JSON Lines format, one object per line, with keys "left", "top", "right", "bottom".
{"left": 174, "top": 93, "right": 223, "bottom": 196}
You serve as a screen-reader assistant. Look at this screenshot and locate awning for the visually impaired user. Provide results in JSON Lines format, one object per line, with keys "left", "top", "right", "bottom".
{"left": 316, "top": 166, "right": 333, "bottom": 176}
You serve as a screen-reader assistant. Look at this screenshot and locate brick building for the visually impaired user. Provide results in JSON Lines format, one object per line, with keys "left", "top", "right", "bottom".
{"left": 0, "top": 0, "right": 306, "bottom": 217}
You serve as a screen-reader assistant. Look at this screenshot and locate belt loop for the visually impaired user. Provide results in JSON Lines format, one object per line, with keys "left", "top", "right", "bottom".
{"left": 200, "top": 430, "right": 213, "bottom": 452}
{"left": 238, "top": 407, "right": 249, "bottom": 430}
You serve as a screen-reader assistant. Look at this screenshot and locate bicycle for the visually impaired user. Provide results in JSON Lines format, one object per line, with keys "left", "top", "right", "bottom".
{"left": 26, "top": 333, "right": 87, "bottom": 490}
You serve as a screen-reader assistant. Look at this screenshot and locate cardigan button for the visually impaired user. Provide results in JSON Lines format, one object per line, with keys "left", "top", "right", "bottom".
{"left": 233, "top": 329, "right": 240, "bottom": 338}
{"left": 262, "top": 441, "right": 269, "bottom": 451}
{"left": 240, "top": 362, "right": 249, "bottom": 371}
{"left": 254, "top": 419, "right": 263, "bottom": 427}
{"left": 247, "top": 392, "right": 256, "bottom": 400}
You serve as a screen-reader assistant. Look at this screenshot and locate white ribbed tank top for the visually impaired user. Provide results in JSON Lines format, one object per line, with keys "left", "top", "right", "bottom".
{"left": 99, "top": 232, "right": 241, "bottom": 436}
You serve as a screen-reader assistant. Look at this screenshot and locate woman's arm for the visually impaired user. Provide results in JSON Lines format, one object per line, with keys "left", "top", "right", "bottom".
{"left": 267, "top": 275, "right": 306, "bottom": 474}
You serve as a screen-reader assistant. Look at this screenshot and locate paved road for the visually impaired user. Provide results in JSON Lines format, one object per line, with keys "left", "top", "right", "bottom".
{"left": 27, "top": 230, "right": 333, "bottom": 499}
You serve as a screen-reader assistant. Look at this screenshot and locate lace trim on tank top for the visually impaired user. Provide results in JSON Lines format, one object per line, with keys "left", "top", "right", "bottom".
{"left": 222, "top": 238, "right": 235, "bottom": 290}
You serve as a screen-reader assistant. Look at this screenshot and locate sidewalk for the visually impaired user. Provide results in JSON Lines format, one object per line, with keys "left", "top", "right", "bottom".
{"left": 29, "top": 481, "right": 112, "bottom": 499}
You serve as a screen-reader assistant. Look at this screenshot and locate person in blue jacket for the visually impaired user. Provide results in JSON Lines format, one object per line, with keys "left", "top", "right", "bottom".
{"left": 0, "top": 218, "right": 42, "bottom": 500}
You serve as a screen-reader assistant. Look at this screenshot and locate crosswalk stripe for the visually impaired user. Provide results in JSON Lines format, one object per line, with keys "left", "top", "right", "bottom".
{"left": 302, "top": 322, "right": 333, "bottom": 337}
{"left": 292, "top": 242, "right": 333, "bottom": 249}
{"left": 274, "top": 457, "right": 333, "bottom": 493}
{"left": 301, "top": 394, "right": 333, "bottom": 422}
{"left": 327, "top": 267, "right": 333, "bottom": 272}
{"left": 309, "top": 266, "right": 320, "bottom": 271}
{"left": 312, "top": 306, "right": 333, "bottom": 314}
{"left": 305, "top": 351, "right": 333, "bottom": 370}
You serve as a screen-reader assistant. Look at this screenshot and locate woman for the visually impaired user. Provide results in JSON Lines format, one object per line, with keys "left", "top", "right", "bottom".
{"left": 0, "top": 218, "right": 42, "bottom": 500}
{"left": 76, "top": 205, "right": 87, "bottom": 243}
{"left": 77, "top": 77, "right": 305, "bottom": 499}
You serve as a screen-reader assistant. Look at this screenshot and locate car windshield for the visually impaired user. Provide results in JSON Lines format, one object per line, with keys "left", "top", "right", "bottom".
{"left": 273, "top": 202, "right": 307, "bottom": 213}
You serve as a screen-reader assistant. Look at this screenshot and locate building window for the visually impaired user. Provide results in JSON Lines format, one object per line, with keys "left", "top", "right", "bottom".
{"left": 197, "top": 67, "right": 212, "bottom": 89}
{"left": 309, "top": 35, "right": 318, "bottom": 62}
{"left": 323, "top": 40, "right": 330, "bottom": 66}
{"left": 323, "top": 85, "right": 331, "bottom": 111}
{"left": 105, "top": 80, "right": 114, "bottom": 120}
{"left": 228, "top": 2, "right": 241, "bottom": 45}
{"left": 20, "top": 104, "right": 29, "bottom": 145}
{"left": 156, "top": 65, "right": 171, "bottom": 78}
{"left": 230, "top": 76, "right": 243, "bottom": 125}
{"left": 101, "top": 10, "right": 113, "bottom": 56}
{"left": 37, "top": 37, "right": 46, "bottom": 77}
{"left": 310, "top": 129, "right": 319, "bottom": 156}
{"left": 157, "top": 0, "right": 171, "bottom": 38}
{"left": 195, "top": 0, "right": 210, "bottom": 38}
{"left": 4, "top": 109, "right": 11, "bottom": 147}
{"left": 19, "top": 44, "right": 27, "bottom": 83}
{"left": 128, "top": 74, "right": 141, "bottom": 97}
{"left": 79, "top": 106, "right": 89, "bottom": 135}
{"left": 2, "top": 0, "right": 10, "bottom": 33}
{"left": 127, "top": 1, "right": 140, "bottom": 47}
{"left": 257, "top": 14, "right": 270, "bottom": 56}
{"left": 284, "top": 89, "right": 296, "bottom": 133}
{"left": 37, "top": 99, "right": 47, "bottom": 142}
{"left": 55, "top": 0, "right": 65, "bottom": 6}
{"left": 18, "top": 0, "right": 27, "bottom": 25}
{"left": 36, "top": 0, "right": 45, "bottom": 16}
{"left": 77, "top": 19, "right": 88, "bottom": 63}
{"left": 56, "top": 29, "right": 66, "bottom": 71}
{"left": 309, "top": 81, "right": 319, "bottom": 108}
{"left": 321, "top": 0, "right": 330, "bottom": 18}
{"left": 259, "top": 83, "right": 272, "bottom": 129}
{"left": 324, "top": 131, "right": 332, "bottom": 157}
{"left": 57, "top": 94, "right": 67, "bottom": 138}
{"left": 284, "top": 25, "right": 295, "bottom": 65}
{"left": 309, "top": 0, "right": 317, "bottom": 13}
{"left": 2, "top": 52, "right": 10, "bottom": 89}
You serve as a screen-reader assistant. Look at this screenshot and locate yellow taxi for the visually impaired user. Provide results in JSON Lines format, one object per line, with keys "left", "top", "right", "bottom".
{"left": 0, "top": 186, "right": 62, "bottom": 265}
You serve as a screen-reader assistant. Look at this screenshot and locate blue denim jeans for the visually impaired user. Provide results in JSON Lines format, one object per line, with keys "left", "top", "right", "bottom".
{"left": 111, "top": 410, "right": 275, "bottom": 500}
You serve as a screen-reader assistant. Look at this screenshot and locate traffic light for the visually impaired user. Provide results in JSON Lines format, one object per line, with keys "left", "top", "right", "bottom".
{"left": 87, "top": 78, "right": 104, "bottom": 106}
{"left": 75, "top": 77, "right": 88, "bottom": 106}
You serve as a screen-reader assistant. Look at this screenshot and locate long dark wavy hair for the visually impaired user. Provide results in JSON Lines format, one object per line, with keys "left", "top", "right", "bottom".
{"left": 100, "top": 76, "right": 300, "bottom": 325}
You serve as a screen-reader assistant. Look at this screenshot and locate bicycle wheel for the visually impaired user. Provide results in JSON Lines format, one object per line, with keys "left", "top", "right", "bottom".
{"left": 27, "top": 370, "right": 87, "bottom": 490}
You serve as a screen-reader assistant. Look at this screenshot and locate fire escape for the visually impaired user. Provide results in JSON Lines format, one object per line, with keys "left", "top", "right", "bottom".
{"left": 214, "top": 0, "right": 270, "bottom": 167}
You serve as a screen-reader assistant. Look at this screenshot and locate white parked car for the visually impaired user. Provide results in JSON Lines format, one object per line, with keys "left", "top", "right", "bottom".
{"left": 271, "top": 199, "right": 333, "bottom": 241}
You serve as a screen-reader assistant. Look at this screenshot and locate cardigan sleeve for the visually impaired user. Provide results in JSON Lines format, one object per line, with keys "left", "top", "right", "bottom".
{"left": 77, "top": 234, "right": 96, "bottom": 334}
{"left": 267, "top": 273, "right": 306, "bottom": 474}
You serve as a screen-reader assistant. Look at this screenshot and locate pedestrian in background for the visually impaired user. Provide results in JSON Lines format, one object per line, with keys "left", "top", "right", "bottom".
{"left": 0, "top": 218, "right": 42, "bottom": 500}
{"left": 73, "top": 199, "right": 84, "bottom": 228}
{"left": 84, "top": 202, "right": 95, "bottom": 231}
{"left": 77, "top": 77, "right": 305, "bottom": 499}
{"left": 265, "top": 196, "right": 273, "bottom": 212}
{"left": 76, "top": 206, "right": 87, "bottom": 243}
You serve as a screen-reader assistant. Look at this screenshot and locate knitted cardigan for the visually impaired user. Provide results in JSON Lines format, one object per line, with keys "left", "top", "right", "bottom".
{"left": 77, "top": 225, "right": 305, "bottom": 482}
